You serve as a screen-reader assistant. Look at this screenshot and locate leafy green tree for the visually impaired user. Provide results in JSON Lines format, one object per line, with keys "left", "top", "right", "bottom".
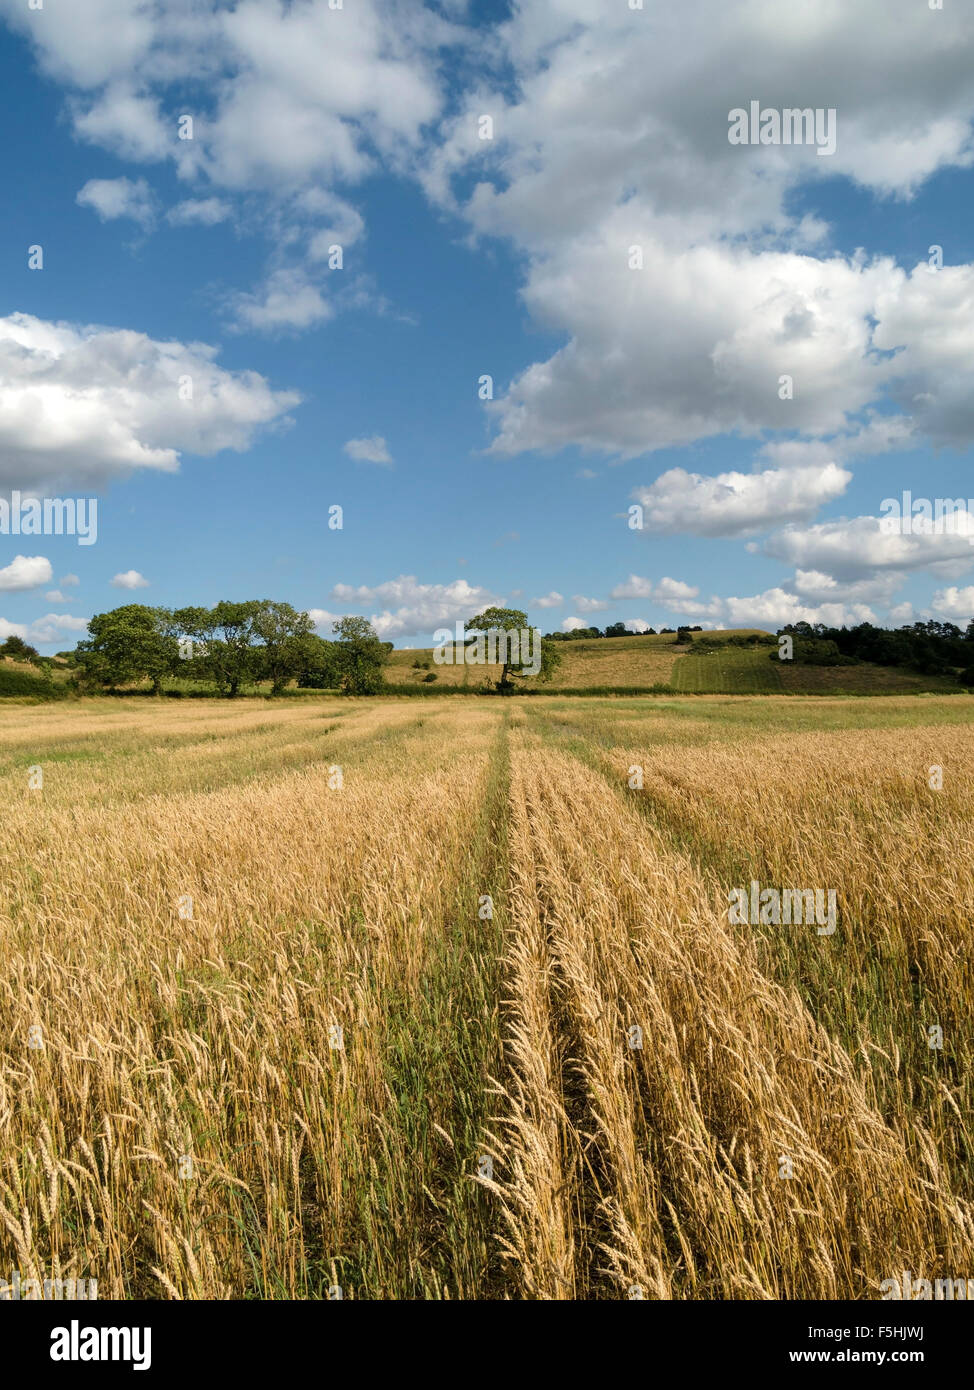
{"left": 294, "top": 633, "right": 341, "bottom": 689}
{"left": 467, "top": 607, "right": 527, "bottom": 691}
{"left": 252, "top": 601, "right": 315, "bottom": 695}
{"left": 778, "top": 619, "right": 969, "bottom": 679}
{"left": 178, "top": 601, "right": 263, "bottom": 697}
{"left": 172, "top": 606, "right": 213, "bottom": 643}
{"left": 466, "top": 606, "right": 560, "bottom": 691}
{"left": 333, "top": 616, "right": 386, "bottom": 694}
{"left": 169, "top": 606, "right": 215, "bottom": 688}
{"left": 537, "top": 636, "right": 562, "bottom": 685}
{"left": 77, "top": 605, "right": 178, "bottom": 693}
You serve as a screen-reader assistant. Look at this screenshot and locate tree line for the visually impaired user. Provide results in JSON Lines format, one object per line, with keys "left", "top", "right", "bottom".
{"left": 30, "top": 605, "right": 974, "bottom": 696}
{"left": 545, "top": 623, "right": 704, "bottom": 640}
{"left": 63, "top": 602, "right": 388, "bottom": 696}
{"left": 58, "top": 601, "right": 563, "bottom": 696}
{"left": 780, "top": 619, "right": 974, "bottom": 683}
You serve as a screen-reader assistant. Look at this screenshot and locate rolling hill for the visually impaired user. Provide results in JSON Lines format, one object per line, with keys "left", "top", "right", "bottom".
{"left": 384, "top": 629, "right": 965, "bottom": 696}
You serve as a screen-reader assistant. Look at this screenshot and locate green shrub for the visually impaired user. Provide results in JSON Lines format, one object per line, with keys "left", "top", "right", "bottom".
{"left": 0, "top": 665, "right": 69, "bottom": 700}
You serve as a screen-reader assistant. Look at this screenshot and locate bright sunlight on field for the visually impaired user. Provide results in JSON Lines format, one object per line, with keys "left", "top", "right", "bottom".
{"left": 1, "top": 694, "right": 972, "bottom": 1298}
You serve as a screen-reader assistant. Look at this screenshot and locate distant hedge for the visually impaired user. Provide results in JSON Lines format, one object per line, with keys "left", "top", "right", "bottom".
{"left": 0, "top": 666, "right": 70, "bottom": 700}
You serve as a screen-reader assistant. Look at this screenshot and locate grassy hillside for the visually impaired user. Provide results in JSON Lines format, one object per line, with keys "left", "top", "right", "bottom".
{"left": 386, "top": 631, "right": 754, "bottom": 691}
{"left": 672, "top": 643, "right": 784, "bottom": 693}
{"left": 30, "top": 631, "right": 965, "bottom": 701}
{"left": 776, "top": 662, "right": 961, "bottom": 694}
{"left": 0, "top": 659, "right": 71, "bottom": 701}
{"left": 387, "top": 630, "right": 963, "bottom": 696}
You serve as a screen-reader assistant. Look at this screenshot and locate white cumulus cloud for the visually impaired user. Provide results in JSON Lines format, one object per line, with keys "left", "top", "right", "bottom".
{"left": 0, "top": 312, "right": 300, "bottom": 491}
{"left": 227, "top": 268, "right": 332, "bottom": 334}
{"left": 77, "top": 176, "right": 157, "bottom": 228}
{"left": 343, "top": 435, "right": 393, "bottom": 465}
{"left": 763, "top": 512, "right": 974, "bottom": 581}
{"left": 27, "top": 613, "right": 90, "bottom": 645}
{"left": 610, "top": 575, "right": 700, "bottom": 602}
{"left": 111, "top": 570, "right": 149, "bottom": 589}
{"left": 320, "top": 575, "right": 503, "bottom": 640}
{"left": 633, "top": 463, "right": 851, "bottom": 538}
{"left": 930, "top": 586, "right": 974, "bottom": 621}
{"left": 0, "top": 555, "right": 53, "bottom": 591}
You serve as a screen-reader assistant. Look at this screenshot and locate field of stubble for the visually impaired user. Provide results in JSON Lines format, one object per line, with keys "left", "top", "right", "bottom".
{"left": 0, "top": 694, "right": 971, "bottom": 1299}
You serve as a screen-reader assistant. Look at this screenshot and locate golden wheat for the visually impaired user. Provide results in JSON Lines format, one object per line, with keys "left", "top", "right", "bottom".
{"left": 1, "top": 694, "right": 971, "bottom": 1298}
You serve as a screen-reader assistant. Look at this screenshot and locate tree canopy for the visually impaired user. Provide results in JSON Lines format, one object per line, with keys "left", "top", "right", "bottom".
{"left": 78, "top": 601, "right": 340, "bottom": 696}
{"left": 77, "top": 605, "right": 179, "bottom": 694}
{"left": 466, "top": 606, "right": 561, "bottom": 691}
{"left": 778, "top": 619, "right": 974, "bottom": 680}
{"left": 332, "top": 616, "right": 387, "bottom": 695}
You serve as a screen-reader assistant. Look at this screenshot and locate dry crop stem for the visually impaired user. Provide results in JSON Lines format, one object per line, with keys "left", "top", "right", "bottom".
{"left": 488, "top": 731, "right": 972, "bottom": 1298}
{"left": 1, "top": 695, "right": 971, "bottom": 1298}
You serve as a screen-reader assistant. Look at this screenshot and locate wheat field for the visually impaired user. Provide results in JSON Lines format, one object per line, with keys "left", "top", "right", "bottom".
{"left": 1, "top": 695, "right": 972, "bottom": 1299}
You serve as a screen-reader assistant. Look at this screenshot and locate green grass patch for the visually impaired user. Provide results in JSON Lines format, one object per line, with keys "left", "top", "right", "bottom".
{"left": 672, "top": 645, "right": 785, "bottom": 693}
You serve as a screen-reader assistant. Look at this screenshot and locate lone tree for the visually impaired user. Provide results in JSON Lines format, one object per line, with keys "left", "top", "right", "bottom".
{"left": 466, "top": 606, "right": 561, "bottom": 692}
{"left": 333, "top": 616, "right": 386, "bottom": 694}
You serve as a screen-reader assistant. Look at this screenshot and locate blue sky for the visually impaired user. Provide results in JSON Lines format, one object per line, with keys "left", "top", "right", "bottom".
{"left": 2, "top": 0, "right": 974, "bottom": 650}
